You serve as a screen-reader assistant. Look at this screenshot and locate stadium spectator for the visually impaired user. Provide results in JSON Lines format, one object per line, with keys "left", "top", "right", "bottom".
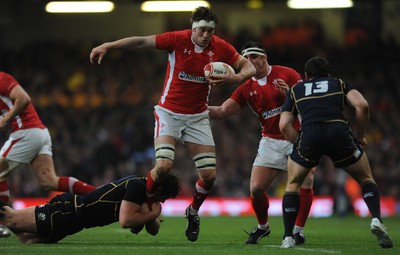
{"left": 208, "top": 41, "right": 315, "bottom": 245}
{"left": 279, "top": 56, "right": 393, "bottom": 248}
{"left": 0, "top": 72, "right": 96, "bottom": 238}
{"left": 89, "top": 6, "right": 255, "bottom": 242}
{"left": 0, "top": 173, "right": 180, "bottom": 243}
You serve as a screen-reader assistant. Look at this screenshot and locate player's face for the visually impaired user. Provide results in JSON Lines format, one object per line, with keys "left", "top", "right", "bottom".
{"left": 192, "top": 26, "right": 214, "bottom": 47}
{"left": 245, "top": 54, "right": 267, "bottom": 77}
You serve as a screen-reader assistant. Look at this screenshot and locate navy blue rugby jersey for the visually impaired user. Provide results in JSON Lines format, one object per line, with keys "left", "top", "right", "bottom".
{"left": 75, "top": 175, "right": 147, "bottom": 228}
{"left": 282, "top": 77, "right": 353, "bottom": 126}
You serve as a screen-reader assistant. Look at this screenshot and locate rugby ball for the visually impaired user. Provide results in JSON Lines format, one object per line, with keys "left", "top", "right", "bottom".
{"left": 203, "top": 62, "right": 234, "bottom": 78}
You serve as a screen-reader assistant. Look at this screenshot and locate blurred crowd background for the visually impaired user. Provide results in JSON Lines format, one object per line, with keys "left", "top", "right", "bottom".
{"left": 0, "top": 0, "right": 399, "bottom": 216}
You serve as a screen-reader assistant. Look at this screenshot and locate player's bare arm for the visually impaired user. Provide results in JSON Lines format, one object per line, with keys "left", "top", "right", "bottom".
{"left": 208, "top": 99, "right": 241, "bottom": 120}
{"left": 208, "top": 57, "right": 255, "bottom": 86}
{"left": 0, "top": 86, "right": 30, "bottom": 130}
{"left": 90, "top": 35, "right": 156, "bottom": 65}
{"left": 119, "top": 200, "right": 161, "bottom": 229}
{"left": 279, "top": 111, "right": 298, "bottom": 144}
{"left": 346, "top": 89, "right": 370, "bottom": 146}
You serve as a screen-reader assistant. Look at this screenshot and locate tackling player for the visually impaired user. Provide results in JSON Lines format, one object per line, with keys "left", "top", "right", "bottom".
{"left": 0, "top": 173, "right": 180, "bottom": 243}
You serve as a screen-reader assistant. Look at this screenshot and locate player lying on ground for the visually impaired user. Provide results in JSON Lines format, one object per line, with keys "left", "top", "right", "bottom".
{"left": 0, "top": 174, "right": 180, "bottom": 243}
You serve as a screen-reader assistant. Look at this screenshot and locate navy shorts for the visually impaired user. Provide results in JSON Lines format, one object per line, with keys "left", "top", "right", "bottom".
{"left": 290, "top": 122, "right": 363, "bottom": 168}
{"left": 35, "top": 193, "right": 84, "bottom": 243}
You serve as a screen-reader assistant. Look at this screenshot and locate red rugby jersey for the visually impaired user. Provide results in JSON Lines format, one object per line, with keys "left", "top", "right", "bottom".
{"left": 0, "top": 72, "right": 45, "bottom": 131}
{"left": 156, "top": 29, "right": 241, "bottom": 114}
{"left": 230, "top": 65, "right": 302, "bottom": 139}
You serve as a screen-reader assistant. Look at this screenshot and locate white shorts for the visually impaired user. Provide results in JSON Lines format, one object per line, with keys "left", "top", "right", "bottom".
{"left": 153, "top": 106, "right": 215, "bottom": 146}
{"left": 0, "top": 128, "right": 53, "bottom": 164}
{"left": 253, "top": 137, "right": 293, "bottom": 171}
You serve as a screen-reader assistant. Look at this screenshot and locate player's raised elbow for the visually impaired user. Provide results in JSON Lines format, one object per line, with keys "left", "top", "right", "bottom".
{"left": 347, "top": 89, "right": 369, "bottom": 113}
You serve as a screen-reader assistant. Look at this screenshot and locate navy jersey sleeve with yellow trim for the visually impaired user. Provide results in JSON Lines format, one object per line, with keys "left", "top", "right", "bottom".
{"left": 76, "top": 176, "right": 147, "bottom": 228}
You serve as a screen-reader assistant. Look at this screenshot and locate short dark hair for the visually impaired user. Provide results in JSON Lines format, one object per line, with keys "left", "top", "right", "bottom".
{"left": 158, "top": 173, "right": 181, "bottom": 199}
{"left": 190, "top": 6, "right": 219, "bottom": 24}
{"left": 241, "top": 41, "right": 266, "bottom": 55}
{"left": 305, "top": 56, "right": 330, "bottom": 78}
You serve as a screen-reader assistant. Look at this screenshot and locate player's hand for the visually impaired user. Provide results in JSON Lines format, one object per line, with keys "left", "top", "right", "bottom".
{"left": 358, "top": 137, "right": 368, "bottom": 147}
{"left": 273, "top": 78, "right": 289, "bottom": 95}
{"left": 89, "top": 43, "right": 108, "bottom": 65}
{"left": 141, "top": 202, "right": 161, "bottom": 217}
{"left": 150, "top": 202, "right": 162, "bottom": 216}
{"left": 208, "top": 65, "right": 236, "bottom": 86}
{"left": 130, "top": 224, "right": 144, "bottom": 235}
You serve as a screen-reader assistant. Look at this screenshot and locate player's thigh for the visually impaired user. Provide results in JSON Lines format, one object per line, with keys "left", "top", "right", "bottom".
{"left": 250, "top": 165, "right": 281, "bottom": 195}
{"left": 286, "top": 158, "right": 311, "bottom": 192}
{"left": 31, "top": 154, "right": 58, "bottom": 185}
{"left": 182, "top": 113, "right": 215, "bottom": 147}
{"left": 342, "top": 153, "right": 374, "bottom": 184}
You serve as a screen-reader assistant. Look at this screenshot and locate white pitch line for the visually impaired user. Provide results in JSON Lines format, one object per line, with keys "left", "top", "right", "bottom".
{"left": 263, "top": 245, "right": 341, "bottom": 254}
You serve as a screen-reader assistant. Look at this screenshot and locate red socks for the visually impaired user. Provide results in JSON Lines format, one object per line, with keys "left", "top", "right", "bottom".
{"left": 251, "top": 192, "right": 269, "bottom": 225}
{"left": 58, "top": 177, "right": 96, "bottom": 195}
{"left": 191, "top": 179, "right": 211, "bottom": 211}
{"left": 0, "top": 181, "right": 10, "bottom": 205}
{"left": 295, "top": 187, "right": 314, "bottom": 227}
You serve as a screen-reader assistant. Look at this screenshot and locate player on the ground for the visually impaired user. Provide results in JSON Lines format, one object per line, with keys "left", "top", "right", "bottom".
{"left": 89, "top": 6, "right": 255, "bottom": 242}
{"left": 0, "top": 71, "right": 96, "bottom": 238}
{"left": 0, "top": 173, "right": 180, "bottom": 243}
{"left": 279, "top": 56, "right": 393, "bottom": 249}
{"left": 208, "top": 41, "right": 314, "bottom": 245}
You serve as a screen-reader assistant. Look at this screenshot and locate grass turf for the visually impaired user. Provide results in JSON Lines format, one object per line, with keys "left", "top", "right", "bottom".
{"left": 1, "top": 215, "right": 398, "bottom": 255}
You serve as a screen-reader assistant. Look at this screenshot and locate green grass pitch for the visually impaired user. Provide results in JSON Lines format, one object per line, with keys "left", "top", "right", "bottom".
{"left": 1, "top": 216, "right": 398, "bottom": 255}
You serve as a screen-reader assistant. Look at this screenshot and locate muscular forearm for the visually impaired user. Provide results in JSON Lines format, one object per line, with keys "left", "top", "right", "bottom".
{"left": 208, "top": 99, "right": 241, "bottom": 120}
{"left": 105, "top": 36, "right": 155, "bottom": 50}
{"left": 208, "top": 106, "right": 225, "bottom": 120}
{"left": 235, "top": 60, "right": 256, "bottom": 84}
{"left": 354, "top": 105, "right": 369, "bottom": 138}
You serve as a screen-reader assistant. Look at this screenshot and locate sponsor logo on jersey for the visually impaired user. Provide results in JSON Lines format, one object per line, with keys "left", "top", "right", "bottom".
{"left": 261, "top": 106, "right": 282, "bottom": 119}
{"left": 37, "top": 212, "right": 46, "bottom": 221}
{"left": 178, "top": 71, "right": 208, "bottom": 83}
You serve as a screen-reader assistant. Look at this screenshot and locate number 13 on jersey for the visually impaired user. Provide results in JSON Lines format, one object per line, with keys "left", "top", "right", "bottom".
{"left": 304, "top": 81, "right": 329, "bottom": 96}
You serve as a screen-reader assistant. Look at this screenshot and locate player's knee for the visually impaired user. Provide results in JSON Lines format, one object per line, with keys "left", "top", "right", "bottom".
{"left": 155, "top": 144, "right": 175, "bottom": 161}
{"left": 37, "top": 176, "right": 58, "bottom": 191}
{"left": 154, "top": 160, "right": 173, "bottom": 176}
{"left": 301, "top": 176, "right": 314, "bottom": 189}
{"left": 193, "top": 152, "right": 216, "bottom": 171}
{"left": 250, "top": 186, "right": 265, "bottom": 198}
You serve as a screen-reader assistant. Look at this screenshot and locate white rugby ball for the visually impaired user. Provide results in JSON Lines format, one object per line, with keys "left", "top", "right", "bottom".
{"left": 203, "top": 62, "right": 234, "bottom": 78}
